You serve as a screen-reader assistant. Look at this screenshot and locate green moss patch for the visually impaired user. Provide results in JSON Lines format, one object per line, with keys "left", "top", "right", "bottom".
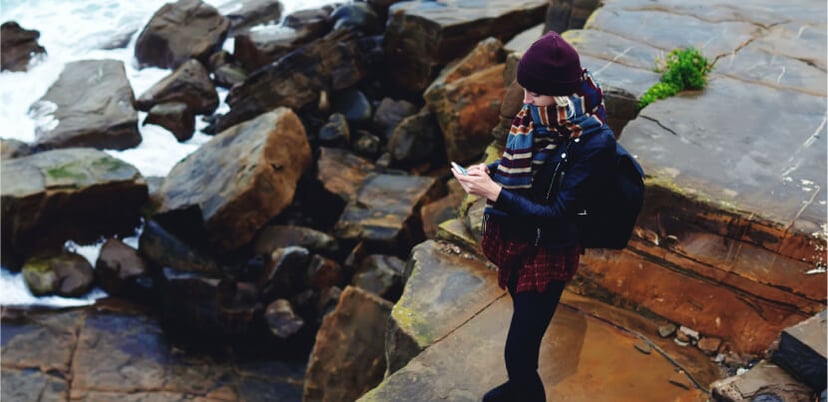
{"left": 638, "top": 48, "right": 712, "bottom": 109}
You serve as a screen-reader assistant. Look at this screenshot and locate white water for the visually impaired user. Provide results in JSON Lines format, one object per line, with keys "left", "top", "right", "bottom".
{"left": 0, "top": 0, "right": 340, "bottom": 307}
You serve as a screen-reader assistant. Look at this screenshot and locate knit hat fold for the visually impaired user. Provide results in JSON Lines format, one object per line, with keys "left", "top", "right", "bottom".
{"left": 516, "top": 31, "right": 583, "bottom": 96}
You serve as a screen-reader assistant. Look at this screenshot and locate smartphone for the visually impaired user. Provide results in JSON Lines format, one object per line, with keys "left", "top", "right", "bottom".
{"left": 451, "top": 161, "right": 468, "bottom": 175}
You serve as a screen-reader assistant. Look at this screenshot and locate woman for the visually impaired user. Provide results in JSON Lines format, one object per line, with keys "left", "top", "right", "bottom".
{"left": 451, "top": 31, "right": 616, "bottom": 402}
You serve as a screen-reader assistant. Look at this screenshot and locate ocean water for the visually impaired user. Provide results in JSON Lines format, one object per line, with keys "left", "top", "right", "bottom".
{"left": 0, "top": 0, "right": 340, "bottom": 307}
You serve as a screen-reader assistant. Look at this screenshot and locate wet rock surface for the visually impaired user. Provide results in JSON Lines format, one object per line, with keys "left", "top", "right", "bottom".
{"left": 1, "top": 303, "right": 306, "bottom": 402}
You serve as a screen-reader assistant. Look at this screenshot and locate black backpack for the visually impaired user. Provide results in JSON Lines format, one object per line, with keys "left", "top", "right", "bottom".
{"left": 547, "top": 140, "right": 645, "bottom": 249}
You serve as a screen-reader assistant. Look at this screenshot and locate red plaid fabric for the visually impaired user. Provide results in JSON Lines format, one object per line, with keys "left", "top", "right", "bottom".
{"left": 481, "top": 217, "right": 580, "bottom": 293}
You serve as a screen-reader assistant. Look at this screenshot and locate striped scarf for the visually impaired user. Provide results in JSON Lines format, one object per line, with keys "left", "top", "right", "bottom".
{"left": 493, "top": 70, "right": 606, "bottom": 190}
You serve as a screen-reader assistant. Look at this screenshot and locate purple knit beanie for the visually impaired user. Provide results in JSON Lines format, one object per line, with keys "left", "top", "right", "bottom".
{"left": 516, "top": 31, "right": 583, "bottom": 96}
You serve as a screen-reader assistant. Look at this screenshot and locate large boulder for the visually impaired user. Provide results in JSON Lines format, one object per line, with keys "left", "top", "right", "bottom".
{"left": 424, "top": 37, "right": 506, "bottom": 164}
{"left": 303, "top": 286, "right": 392, "bottom": 402}
{"left": 134, "top": 0, "right": 229, "bottom": 69}
{"left": 316, "top": 146, "right": 376, "bottom": 203}
{"left": 155, "top": 108, "right": 312, "bottom": 252}
{"left": 0, "top": 21, "right": 46, "bottom": 72}
{"left": 1, "top": 149, "right": 147, "bottom": 267}
{"left": 384, "top": 240, "right": 503, "bottom": 375}
{"left": 28, "top": 59, "right": 141, "bottom": 150}
{"left": 383, "top": 0, "right": 546, "bottom": 94}
{"left": 567, "top": 0, "right": 828, "bottom": 354}
{"left": 214, "top": 29, "right": 369, "bottom": 132}
{"left": 334, "top": 174, "right": 443, "bottom": 256}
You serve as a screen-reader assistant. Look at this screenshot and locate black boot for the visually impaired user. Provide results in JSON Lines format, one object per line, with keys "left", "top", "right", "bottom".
{"left": 482, "top": 382, "right": 511, "bottom": 402}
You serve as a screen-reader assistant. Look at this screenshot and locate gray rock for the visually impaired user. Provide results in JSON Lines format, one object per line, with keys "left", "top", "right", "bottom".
{"left": 1, "top": 148, "right": 146, "bottom": 265}
{"left": 351, "top": 254, "right": 406, "bottom": 301}
{"left": 138, "top": 219, "right": 222, "bottom": 275}
{"left": 136, "top": 59, "right": 218, "bottom": 115}
{"left": 772, "top": 311, "right": 827, "bottom": 392}
{"left": 711, "top": 360, "right": 815, "bottom": 402}
{"left": 264, "top": 299, "right": 304, "bottom": 339}
{"left": 95, "top": 238, "right": 153, "bottom": 298}
{"left": 331, "top": 3, "right": 381, "bottom": 34}
{"left": 0, "top": 138, "right": 33, "bottom": 159}
{"left": 331, "top": 87, "right": 372, "bottom": 126}
{"left": 258, "top": 246, "right": 311, "bottom": 301}
{"left": 384, "top": 0, "right": 546, "bottom": 93}
{"left": 372, "top": 97, "right": 418, "bottom": 141}
{"left": 143, "top": 102, "right": 195, "bottom": 142}
{"left": 134, "top": 0, "right": 229, "bottom": 69}
{"left": 387, "top": 108, "right": 442, "bottom": 168}
{"left": 318, "top": 112, "right": 350, "bottom": 147}
{"left": 216, "top": 29, "right": 367, "bottom": 132}
{"left": 334, "top": 174, "right": 442, "bottom": 256}
{"left": 545, "top": 0, "right": 601, "bottom": 33}
{"left": 253, "top": 225, "right": 339, "bottom": 256}
{"left": 29, "top": 59, "right": 141, "bottom": 150}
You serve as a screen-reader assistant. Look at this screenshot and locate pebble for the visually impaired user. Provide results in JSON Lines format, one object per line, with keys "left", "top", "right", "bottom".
{"left": 634, "top": 341, "right": 652, "bottom": 355}
{"left": 658, "top": 323, "right": 677, "bottom": 338}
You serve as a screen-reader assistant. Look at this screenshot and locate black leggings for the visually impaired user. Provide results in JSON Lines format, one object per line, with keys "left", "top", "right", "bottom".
{"left": 485, "top": 275, "right": 566, "bottom": 402}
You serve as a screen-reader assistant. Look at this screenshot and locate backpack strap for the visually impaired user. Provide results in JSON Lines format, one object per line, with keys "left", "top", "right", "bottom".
{"left": 534, "top": 138, "right": 575, "bottom": 246}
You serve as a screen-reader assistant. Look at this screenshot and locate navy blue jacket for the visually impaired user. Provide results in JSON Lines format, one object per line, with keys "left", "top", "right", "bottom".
{"left": 485, "top": 125, "right": 617, "bottom": 248}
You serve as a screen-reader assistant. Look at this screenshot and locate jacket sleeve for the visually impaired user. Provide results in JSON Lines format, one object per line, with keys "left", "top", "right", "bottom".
{"left": 492, "top": 138, "right": 614, "bottom": 222}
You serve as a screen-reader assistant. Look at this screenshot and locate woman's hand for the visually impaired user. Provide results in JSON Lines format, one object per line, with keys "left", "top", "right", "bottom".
{"left": 451, "top": 163, "right": 501, "bottom": 202}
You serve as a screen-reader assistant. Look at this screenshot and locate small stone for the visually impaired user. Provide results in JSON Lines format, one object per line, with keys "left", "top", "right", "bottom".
{"left": 676, "top": 330, "right": 691, "bottom": 343}
{"left": 678, "top": 325, "right": 699, "bottom": 342}
{"left": 668, "top": 371, "right": 692, "bottom": 390}
{"left": 634, "top": 341, "right": 652, "bottom": 355}
{"left": 697, "top": 336, "right": 722, "bottom": 355}
{"left": 658, "top": 323, "right": 677, "bottom": 338}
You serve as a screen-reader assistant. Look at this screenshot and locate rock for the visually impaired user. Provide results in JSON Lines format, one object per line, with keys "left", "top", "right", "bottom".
{"left": 138, "top": 219, "right": 222, "bottom": 274}
{"left": 351, "top": 254, "right": 406, "bottom": 302}
{"left": 711, "top": 360, "right": 815, "bottom": 402}
{"left": 306, "top": 255, "right": 344, "bottom": 291}
{"left": 424, "top": 37, "right": 506, "bottom": 164}
{"left": 213, "top": 63, "right": 248, "bottom": 88}
{"left": 331, "top": 3, "right": 381, "bottom": 34}
{"left": 303, "top": 286, "right": 392, "bottom": 402}
{"left": 0, "top": 138, "right": 33, "bottom": 159}
{"left": 283, "top": 6, "right": 333, "bottom": 34}
{"left": 591, "top": 72, "right": 827, "bottom": 353}
{"left": 258, "top": 246, "right": 311, "bottom": 301}
{"left": 772, "top": 311, "right": 827, "bottom": 392}
{"left": 29, "top": 59, "right": 141, "bottom": 150}
{"left": 334, "top": 174, "right": 442, "bottom": 256}
{"left": 316, "top": 146, "right": 376, "bottom": 203}
{"left": 0, "top": 21, "right": 46, "bottom": 72}
{"left": 545, "top": 0, "right": 601, "bottom": 33}
{"left": 21, "top": 257, "right": 58, "bottom": 296}
{"left": 144, "top": 102, "right": 195, "bottom": 142}
{"left": 421, "top": 181, "right": 466, "bottom": 239}
{"left": 264, "top": 299, "right": 304, "bottom": 339}
{"left": 219, "top": 0, "right": 284, "bottom": 37}
{"left": 353, "top": 130, "right": 382, "bottom": 159}
{"left": 134, "top": 0, "right": 229, "bottom": 69}
{"left": 253, "top": 225, "right": 339, "bottom": 256}
{"left": 315, "top": 286, "right": 343, "bottom": 319}
{"left": 95, "top": 238, "right": 153, "bottom": 299}
{"left": 634, "top": 341, "right": 652, "bottom": 355}
{"left": 331, "top": 87, "right": 372, "bottom": 127}
{"left": 233, "top": 27, "right": 311, "bottom": 72}
{"left": 387, "top": 108, "right": 443, "bottom": 168}
{"left": 22, "top": 253, "right": 94, "bottom": 297}
{"left": 698, "top": 336, "right": 723, "bottom": 355}
{"left": 678, "top": 326, "right": 700, "bottom": 343}
{"left": 215, "top": 29, "right": 368, "bottom": 132}
{"left": 489, "top": 79, "right": 525, "bottom": 143}
{"left": 0, "top": 309, "right": 84, "bottom": 374}
{"left": 385, "top": 240, "right": 504, "bottom": 375}
{"left": 156, "top": 108, "right": 311, "bottom": 252}
{"left": 136, "top": 59, "right": 219, "bottom": 115}
{"left": 384, "top": 0, "right": 546, "bottom": 93}
{"left": 658, "top": 323, "right": 678, "bottom": 338}
{"left": 372, "top": 97, "right": 418, "bottom": 141}
{"left": 318, "top": 112, "right": 350, "bottom": 147}
{"left": 1, "top": 149, "right": 146, "bottom": 266}
{"left": 1, "top": 368, "right": 68, "bottom": 401}
{"left": 157, "top": 266, "right": 249, "bottom": 336}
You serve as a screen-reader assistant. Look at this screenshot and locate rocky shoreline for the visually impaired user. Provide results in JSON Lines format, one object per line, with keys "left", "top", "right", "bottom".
{"left": 2, "top": 0, "right": 825, "bottom": 401}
